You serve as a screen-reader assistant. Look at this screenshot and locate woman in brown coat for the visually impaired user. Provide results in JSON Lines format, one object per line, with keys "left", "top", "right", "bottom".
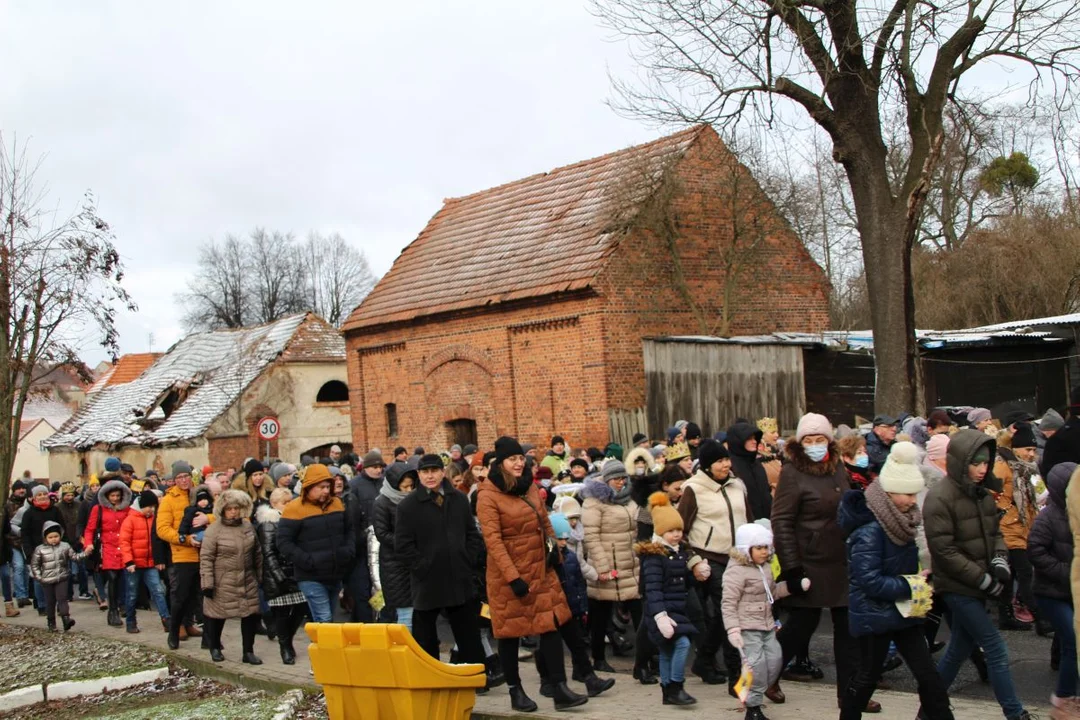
{"left": 476, "top": 437, "right": 587, "bottom": 713}
{"left": 771, "top": 414, "right": 873, "bottom": 711}
{"left": 199, "top": 489, "right": 263, "bottom": 665}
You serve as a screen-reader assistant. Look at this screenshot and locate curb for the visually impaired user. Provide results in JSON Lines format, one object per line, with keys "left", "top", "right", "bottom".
{"left": 163, "top": 650, "right": 321, "bottom": 695}
{"left": 271, "top": 688, "right": 306, "bottom": 720}
{"left": 0, "top": 666, "right": 170, "bottom": 711}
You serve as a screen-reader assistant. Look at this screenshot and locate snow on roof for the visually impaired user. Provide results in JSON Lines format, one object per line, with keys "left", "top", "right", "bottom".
{"left": 970, "top": 313, "right": 1080, "bottom": 332}
{"left": 21, "top": 399, "right": 74, "bottom": 428}
{"left": 653, "top": 326, "right": 1062, "bottom": 351}
{"left": 45, "top": 313, "right": 342, "bottom": 450}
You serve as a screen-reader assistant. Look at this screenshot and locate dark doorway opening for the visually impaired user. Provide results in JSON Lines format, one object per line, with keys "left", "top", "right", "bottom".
{"left": 446, "top": 419, "right": 477, "bottom": 448}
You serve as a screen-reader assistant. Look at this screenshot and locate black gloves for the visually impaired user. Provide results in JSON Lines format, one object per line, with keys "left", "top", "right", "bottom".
{"left": 990, "top": 553, "right": 1011, "bottom": 585}
{"left": 980, "top": 573, "right": 1005, "bottom": 598}
{"left": 202, "top": 587, "right": 214, "bottom": 599}
{"left": 509, "top": 579, "right": 529, "bottom": 598}
{"left": 783, "top": 566, "right": 807, "bottom": 595}
{"left": 547, "top": 545, "right": 561, "bottom": 569}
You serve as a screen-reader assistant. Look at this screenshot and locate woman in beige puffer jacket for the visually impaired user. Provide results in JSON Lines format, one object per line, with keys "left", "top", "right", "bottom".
{"left": 581, "top": 461, "right": 640, "bottom": 669}
{"left": 199, "top": 489, "right": 263, "bottom": 665}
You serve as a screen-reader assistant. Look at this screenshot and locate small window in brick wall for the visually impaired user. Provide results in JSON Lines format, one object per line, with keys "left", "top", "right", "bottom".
{"left": 386, "top": 403, "right": 398, "bottom": 438}
{"left": 316, "top": 380, "right": 349, "bottom": 403}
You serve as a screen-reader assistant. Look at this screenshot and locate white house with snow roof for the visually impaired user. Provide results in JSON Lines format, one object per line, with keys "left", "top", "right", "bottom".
{"left": 44, "top": 313, "right": 351, "bottom": 482}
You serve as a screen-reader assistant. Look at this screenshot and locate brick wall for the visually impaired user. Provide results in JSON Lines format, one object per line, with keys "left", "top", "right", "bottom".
{"left": 345, "top": 131, "right": 830, "bottom": 454}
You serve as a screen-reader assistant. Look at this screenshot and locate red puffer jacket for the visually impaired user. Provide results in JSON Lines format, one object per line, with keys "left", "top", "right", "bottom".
{"left": 120, "top": 509, "right": 156, "bottom": 568}
{"left": 83, "top": 480, "right": 133, "bottom": 571}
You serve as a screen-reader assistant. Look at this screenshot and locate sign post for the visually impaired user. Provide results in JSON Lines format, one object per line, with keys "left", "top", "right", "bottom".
{"left": 257, "top": 416, "right": 280, "bottom": 465}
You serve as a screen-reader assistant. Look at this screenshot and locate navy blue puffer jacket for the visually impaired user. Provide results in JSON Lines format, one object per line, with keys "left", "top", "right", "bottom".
{"left": 637, "top": 540, "right": 698, "bottom": 645}
{"left": 556, "top": 546, "right": 589, "bottom": 617}
{"left": 838, "top": 489, "right": 921, "bottom": 637}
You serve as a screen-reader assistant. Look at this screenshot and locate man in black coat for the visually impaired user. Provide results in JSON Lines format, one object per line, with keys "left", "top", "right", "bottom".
{"left": 727, "top": 421, "right": 772, "bottom": 520}
{"left": 395, "top": 454, "right": 485, "bottom": 666}
{"left": 1040, "top": 386, "right": 1080, "bottom": 476}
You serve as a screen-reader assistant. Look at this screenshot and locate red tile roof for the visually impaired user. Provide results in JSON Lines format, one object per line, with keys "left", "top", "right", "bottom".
{"left": 343, "top": 125, "right": 710, "bottom": 331}
{"left": 19, "top": 419, "right": 43, "bottom": 441}
{"left": 280, "top": 314, "right": 346, "bottom": 363}
{"left": 107, "top": 353, "right": 162, "bottom": 386}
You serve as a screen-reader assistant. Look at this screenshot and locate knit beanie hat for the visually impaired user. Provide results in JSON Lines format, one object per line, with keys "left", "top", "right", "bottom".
{"left": 31, "top": 484, "right": 48, "bottom": 498}
{"left": 632, "top": 432, "right": 647, "bottom": 446}
{"left": 967, "top": 408, "right": 992, "bottom": 425}
{"left": 1011, "top": 423, "right": 1037, "bottom": 449}
{"left": 553, "top": 495, "right": 582, "bottom": 519}
{"left": 697, "top": 439, "right": 729, "bottom": 472}
{"left": 796, "top": 413, "right": 834, "bottom": 441}
{"left": 549, "top": 512, "right": 572, "bottom": 539}
{"left": 735, "top": 521, "right": 773, "bottom": 557}
{"left": 684, "top": 423, "right": 702, "bottom": 441}
{"left": 104, "top": 457, "right": 121, "bottom": 473}
{"left": 494, "top": 437, "right": 525, "bottom": 466}
{"left": 362, "top": 450, "right": 385, "bottom": 468}
{"left": 666, "top": 426, "right": 680, "bottom": 443}
{"left": 601, "top": 460, "right": 627, "bottom": 483}
{"left": 604, "top": 442, "right": 624, "bottom": 459}
{"left": 138, "top": 489, "right": 159, "bottom": 509}
{"left": 243, "top": 458, "right": 265, "bottom": 477}
{"left": 878, "top": 442, "right": 925, "bottom": 494}
{"left": 648, "top": 492, "right": 683, "bottom": 535}
{"left": 551, "top": 435, "right": 565, "bottom": 447}
{"left": 926, "top": 434, "right": 950, "bottom": 462}
{"left": 301, "top": 463, "right": 332, "bottom": 491}
{"left": 171, "top": 460, "right": 194, "bottom": 477}
{"left": 194, "top": 486, "right": 214, "bottom": 506}
{"left": 1040, "top": 408, "right": 1066, "bottom": 432}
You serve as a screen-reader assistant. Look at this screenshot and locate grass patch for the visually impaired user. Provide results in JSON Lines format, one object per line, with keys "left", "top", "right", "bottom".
{"left": 93, "top": 695, "right": 282, "bottom": 719}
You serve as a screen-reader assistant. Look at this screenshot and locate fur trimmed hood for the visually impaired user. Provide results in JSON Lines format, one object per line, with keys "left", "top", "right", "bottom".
{"left": 634, "top": 540, "right": 668, "bottom": 556}
{"left": 254, "top": 503, "right": 281, "bottom": 525}
{"left": 97, "top": 479, "right": 133, "bottom": 512}
{"left": 783, "top": 437, "right": 842, "bottom": 476}
{"left": 581, "top": 475, "right": 614, "bottom": 502}
{"left": 624, "top": 447, "right": 655, "bottom": 471}
{"left": 214, "top": 488, "right": 253, "bottom": 519}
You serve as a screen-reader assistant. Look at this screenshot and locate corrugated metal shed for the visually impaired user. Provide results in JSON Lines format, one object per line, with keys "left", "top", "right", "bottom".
{"left": 45, "top": 313, "right": 344, "bottom": 450}
{"left": 343, "top": 125, "right": 710, "bottom": 331}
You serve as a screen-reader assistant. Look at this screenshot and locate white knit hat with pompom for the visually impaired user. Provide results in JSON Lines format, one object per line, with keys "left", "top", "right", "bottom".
{"left": 879, "top": 441, "right": 925, "bottom": 494}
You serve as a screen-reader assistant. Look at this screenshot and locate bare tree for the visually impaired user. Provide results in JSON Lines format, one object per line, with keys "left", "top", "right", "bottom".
{"left": 592, "top": 0, "right": 1080, "bottom": 413}
{"left": 179, "top": 228, "right": 377, "bottom": 330}
{"left": 297, "top": 232, "right": 377, "bottom": 327}
{"left": 0, "top": 137, "right": 133, "bottom": 508}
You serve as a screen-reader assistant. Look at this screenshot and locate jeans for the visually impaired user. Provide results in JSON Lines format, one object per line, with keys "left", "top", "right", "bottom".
{"left": 1, "top": 563, "right": 11, "bottom": 602}
{"left": 125, "top": 568, "right": 170, "bottom": 624}
{"left": 659, "top": 635, "right": 691, "bottom": 684}
{"left": 743, "top": 629, "right": 783, "bottom": 707}
{"left": 842, "top": 626, "right": 953, "bottom": 720}
{"left": 394, "top": 606, "right": 413, "bottom": 632}
{"left": 10, "top": 549, "right": 28, "bottom": 600}
{"left": 33, "top": 573, "right": 46, "bottom": 609}
{"left": 73, "top": 559, "right": 88, "bottom": 596}
{"left": 298, "top": 580, "right": 340, "bottom": 623}
{"left": 1037, "top": 595, "right": 1077, "bottom": 698}
{"left": 413, "top": 602, "right": 484, "bottom": 665}
{"left": 938, "top": 593, "right": 1024, "bottom": 718}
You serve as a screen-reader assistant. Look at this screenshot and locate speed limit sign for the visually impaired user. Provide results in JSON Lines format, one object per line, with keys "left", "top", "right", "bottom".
{"left": 257, "top": 416, "right": 280, "bottom": 440}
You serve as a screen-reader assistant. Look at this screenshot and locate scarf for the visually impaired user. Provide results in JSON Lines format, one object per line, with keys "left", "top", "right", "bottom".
{"left": 1008, "top": 459, "right": 1038, "bottom": 527}
{"left": 864, "top": 479, "right": 921, "bottom": 546}
{"left": 379, "top": 478, "right": 409, "bottom": 506}
{"left": 611, "top": 483, "right": 634, "bottom": 507}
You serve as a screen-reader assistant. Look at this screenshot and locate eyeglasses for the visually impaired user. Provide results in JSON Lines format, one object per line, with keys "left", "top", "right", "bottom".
{"left": 174, "top": 473, "right": 192, "bottom": 481}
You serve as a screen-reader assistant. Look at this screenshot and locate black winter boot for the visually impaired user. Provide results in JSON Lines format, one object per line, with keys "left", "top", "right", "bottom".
{"left": 279, "top": 636, "right": 296, "bottom": 665}
{"left": 47, "top": 618, "right": 57, "bottom": 632}
{"left": 509, "top": 686, "right": 538, "bottom": 712}
{"left": 691, "top": 655, "right": 725, "bottom": 684}
{"left": 551, "top": 681, "right": 588, "bottom": 711}
{"left": 744, "top": 705, "right": 769, "bottom": 720}
{"left": 539, "top": 683, "right": 554, "bottom": 698}
{"left": 664, "top": 680, "right": 697, "bottom": 705}
{"left": 485, "top": 654, "right": 506, "bottom": 689}
{"left": 999, "top": 603, "right": 1032, "bottom": 631}
{"left": 583, "top": 673, "right": 615, "bottom": 697}
{"left": 61, "top": 615, "right": 75, "bottom": 633}
{"left": 633, "top": 663, "right": 659, "bottom": 685}
{"left": 107, "top": 608, "right": 122, "bottom": 627}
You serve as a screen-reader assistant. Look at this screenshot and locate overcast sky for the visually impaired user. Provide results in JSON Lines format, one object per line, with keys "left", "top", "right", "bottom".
{"left": 1, "top": 1, "right": 660, "bottom": 365}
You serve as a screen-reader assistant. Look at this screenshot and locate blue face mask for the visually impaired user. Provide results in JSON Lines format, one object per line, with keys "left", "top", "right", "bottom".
{"left": 854, "top": 454, "right": 870, "bottom": 469}
{"left": 804, "top": 444, "right": 828, "bottom": 463}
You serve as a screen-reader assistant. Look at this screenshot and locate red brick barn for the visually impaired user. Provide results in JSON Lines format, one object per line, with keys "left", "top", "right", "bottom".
{"left": 342, "top": 125, "right": 829, "bottom": 453}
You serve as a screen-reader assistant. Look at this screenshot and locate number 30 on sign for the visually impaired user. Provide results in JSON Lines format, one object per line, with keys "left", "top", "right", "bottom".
{"left": 257, "top": 417, "right": 280, "bottom": 440}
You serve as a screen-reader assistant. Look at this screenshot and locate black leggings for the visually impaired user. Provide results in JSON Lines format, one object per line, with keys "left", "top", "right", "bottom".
{"left": 104, "top": 569, "right": 123, "bottom": 613}
{"left": 272, "top": 604, "right": 308, "bottom": 648}
{"left": 588, "top": 598, "right": 641, "bottom": 664}
{"left": 779, "top": 606, "right": 858, "bottom": 700}
{"left": 840, "top": 626, "right": 953, "bottom": 720}
{"left": 501, "top": 630, "right": 566, "bottom": 687}
{"left": 1003, "top": 548, "right": 1037, "bottom": 613}
{"left": 536, "top": 618, "right": 592, "bottom": 680}
{"left": 204, "top": 614, "right": 259, "bottom": 655}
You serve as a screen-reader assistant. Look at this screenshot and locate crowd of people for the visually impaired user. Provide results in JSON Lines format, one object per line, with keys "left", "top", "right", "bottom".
{"left": 2, "top": 394, "right": 1080, "bottom": 719}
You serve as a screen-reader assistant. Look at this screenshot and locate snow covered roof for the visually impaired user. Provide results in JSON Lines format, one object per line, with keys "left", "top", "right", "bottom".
{"left": 45, "top": 313, "right": 344, "bottom": 450}
{"left": 21, "top": 399, "right": 75, "bottom": 429}
{"left": 969, "top": 313, "right": 1080, "bottom": 332}
{"left": 652, "top": 326, "right": 1063, "bottom": 352}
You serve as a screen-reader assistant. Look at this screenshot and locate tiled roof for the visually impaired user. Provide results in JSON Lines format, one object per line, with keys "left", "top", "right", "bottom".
{"left": 21, "top": 399, "right": 74, "bottom": 428}
{"left": 343, "top": 125, "right": 709, "bottom": 331}
{"left": 19, "top": 419, "right": 43, "bottom": 441}
{"left": 88, "top": 353, "right": 163, "bottom": 394}
{"left": 45, "top": 313, "right": 338, "bottom": 450}
{"left": 280, "top": 314, "right": 345, "bottom": 363}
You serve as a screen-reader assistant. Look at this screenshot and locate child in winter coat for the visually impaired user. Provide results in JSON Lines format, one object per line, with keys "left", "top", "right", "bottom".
{"left": 30, "top": 521, "right": 93, "bottom": 632}
{"left": 119, "top": 490, "right": 171, "bottom": 634}
{"left": 838, "top": 442, "right": 954, "bottom": 720}
{"left": 177, "top": 486, "right": 214, "bottom": 544}
{"left": 722, "top": 521, "right": 807, "bottom": 720}
{"left": 636, "top": 492, "right": 698, "bottom": 706}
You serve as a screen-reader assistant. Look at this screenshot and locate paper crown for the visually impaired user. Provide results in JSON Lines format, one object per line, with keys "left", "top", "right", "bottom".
{"left": 664, "top": 442, "right": 690, "bottom": 462}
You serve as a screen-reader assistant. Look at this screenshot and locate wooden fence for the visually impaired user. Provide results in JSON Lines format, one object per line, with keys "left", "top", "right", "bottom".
{"left": 608, "top": 408, "right": 648, "bottom": 451}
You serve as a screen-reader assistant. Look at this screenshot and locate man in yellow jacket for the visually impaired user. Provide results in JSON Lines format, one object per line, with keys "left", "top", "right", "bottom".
{"left": 157, "top": 460, "right": 211, "bottom": 649}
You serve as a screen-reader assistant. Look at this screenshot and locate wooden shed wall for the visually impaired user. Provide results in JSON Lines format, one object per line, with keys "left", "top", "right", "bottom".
{"left": 922, "top": 345, "right": 1070, "bottom": 415}
{"left": 643, "top": 341, "right": 806, "bottom": 438}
